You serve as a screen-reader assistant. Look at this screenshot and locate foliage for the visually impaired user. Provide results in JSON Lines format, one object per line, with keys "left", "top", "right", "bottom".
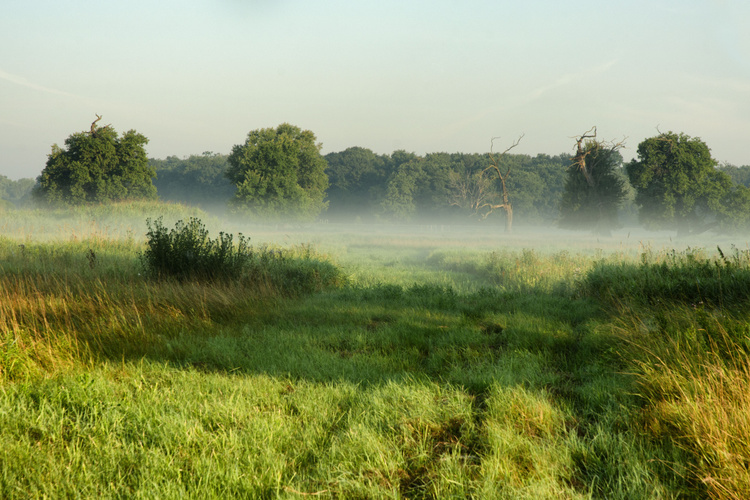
{"left": 226, "top": 123, "right": 329, "bottom": 221}
{"left": 324, "top": 147, "right": 393, "bottom": 220}
{"left": 325, "top": 148, "right": 568, "bottom": 224}
{"left": 379, "top": 153, "right": 423, "bottom": 220}
{"left": 0, "top": 175, "right": 35, "bottom": 207}
{"left": 447, "top": 157, "right": 495, "bottom": 216}
{"left": 559, "top": 142, "right": 628, "bottom": 234}
{"left": 505, "top": 154, "right": 569, "bottom": 223}
{"left": 33, "top": 119, "right": 156, "bottom": 205}
{"left": 717, "top": 163, "right": 750, "bottom": 187}
{"left": 141, "top": 216, "right": 345, "bottom": 292}
{"left": 626, "top": 132, "right": 748, "bottom": 234}
{"left": 378, "top": 151, "right": 569, "bottom": 224}
{"left": 149, "top": 152, "right": 235, "bottom": 210}
{"left": 142, "top": 217, "right": 251, "bottom": 281}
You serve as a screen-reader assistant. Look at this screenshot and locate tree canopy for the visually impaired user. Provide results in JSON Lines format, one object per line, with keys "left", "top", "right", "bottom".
{"left": 0, "top": 175, "right": 35, "bottom": 207}
{"left": 626, "top": 132, "right": 745, "bottom": 234}
{"left": 33, "top": 117, "right": 156, "bottom": 205}
{"left": 150, "top": 152, "right": 235, "bottom": 211}
{"left": 225, "top": 123, "right": 329, "bottom": 221}
{"left": 324, "top": 147, "right": 393, "bottom": 221}
{"left": 346, "top": 151, "right": 568, "bottom": 224}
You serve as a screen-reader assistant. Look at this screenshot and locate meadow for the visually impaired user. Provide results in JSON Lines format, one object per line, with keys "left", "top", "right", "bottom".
{"left": 1, "top": 202, "right": 749, "bottom": 499}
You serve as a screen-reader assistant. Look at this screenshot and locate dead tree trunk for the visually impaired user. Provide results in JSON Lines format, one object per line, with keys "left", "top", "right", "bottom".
{"left": 90, "top": 114, "right": 102, "bottom": 135}
{"left": 479, "top": 134, "right": 523, "bottom": 233}
{"left": 572, "top": 126, "right": 598, "bottom": 188}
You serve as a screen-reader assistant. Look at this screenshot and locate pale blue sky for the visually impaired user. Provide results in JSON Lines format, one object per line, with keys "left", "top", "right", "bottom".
{"left": 1, "top": 0, "right": 748, "bottom": 180}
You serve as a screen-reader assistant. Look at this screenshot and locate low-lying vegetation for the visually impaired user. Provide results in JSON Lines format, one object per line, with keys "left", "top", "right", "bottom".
{"left": 0, "top": 219, "right": 344, "bottom": 384}
{"left": 1, "top": 209, "right": 749, "bottom": 498}
{"left": 582, "top": 249, "right": 750, "bottom": 499}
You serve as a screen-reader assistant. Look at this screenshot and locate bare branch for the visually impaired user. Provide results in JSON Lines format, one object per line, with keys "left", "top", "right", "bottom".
{"left": 485, "top": 133, "right": 524, "bottom": 179}
{"left": 652, "top": 125, "right": 677, "bottom": 151}
{"left": 90, "top": 114, "right": 102, "bottom": 135}
{"left": 570, "top": 127, "right": 627, "bottom": 188}
{"left": 571, "top": 127, "right": 599, "bottom": 187}
{"left": 478, "top": 133, "right": 523, "bottom": 230}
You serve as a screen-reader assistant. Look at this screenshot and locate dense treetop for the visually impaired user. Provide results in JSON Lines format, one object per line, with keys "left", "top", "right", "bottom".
{"left": 226, "top": 123, "right": 329, "bottom": 221}
{"left": 626, "top": 132, "right": 750, "bottom": 235}
{"left": 33, "top": 119, "right": 156, "bottom": 205}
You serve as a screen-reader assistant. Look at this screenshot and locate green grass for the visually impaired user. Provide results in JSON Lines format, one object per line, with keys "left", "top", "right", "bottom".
{"left": 2, "top": 206, "right": 749, "bottom": 498}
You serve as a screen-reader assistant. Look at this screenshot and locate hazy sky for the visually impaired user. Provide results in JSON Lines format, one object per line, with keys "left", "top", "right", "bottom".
{"left": 1, "top": 0, "right": 748, "bottom": 180}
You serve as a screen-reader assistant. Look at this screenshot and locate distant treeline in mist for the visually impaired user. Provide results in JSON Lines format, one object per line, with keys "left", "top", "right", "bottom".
{"left": 6, "top": 130, "right": 750, "bottom": 233}
{"left": 145, "top": 149, "right": 593, "bottom": 224}
{"left": 324, "top": 148, "right": 572, "bottom": 224}
{"left": 142, "top": 148, "right": 750, "bottom": 228}
{"left": 0, "top": 175, "right": 35, "bottom": 209}
{"left": 7, "top": 148, "right": 750, "bottom": 227}
{"left": 149, "top": 152, "right": 236, "bottom": 211}
{"left": 140, "top": 148, "right": 572, "bottom": 223}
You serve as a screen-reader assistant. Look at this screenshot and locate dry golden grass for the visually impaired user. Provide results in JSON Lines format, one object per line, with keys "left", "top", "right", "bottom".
{"left": 616, "top": 306, "right": 750, "bottom": 499}
{"left": 0, "top": 268, "right": 277, "bottom": 382}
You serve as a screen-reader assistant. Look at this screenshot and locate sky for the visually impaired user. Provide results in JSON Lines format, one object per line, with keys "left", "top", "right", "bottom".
{"left": 1, "top": 0, "right": 749, "bottom": 180}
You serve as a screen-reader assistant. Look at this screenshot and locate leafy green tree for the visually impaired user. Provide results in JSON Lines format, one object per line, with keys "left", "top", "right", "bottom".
{"left": 559, "top": 130, "right": 628, "bottom": 235}
{"left": 626, "top": 131, "right": 743, "bottom": 235}
{"left": 226, "top": 123, "right": 329, "bottom": 220}
{"left": 33, "top": 116, "right": 156, "bottom": 205}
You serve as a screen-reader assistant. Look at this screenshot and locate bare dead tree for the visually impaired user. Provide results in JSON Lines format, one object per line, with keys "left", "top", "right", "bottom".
{"left": 90, "top": 114, "right": 102, "bottom": 135}
{"left": 571, "top": 126, "right": 626, "bottom": 187}
{"left": 571, "top": 126, "right": 598, "bottom": 187}
{"left": 478, "top": 133, "right": 524, "bottom": 233}
{"left": 447, "top": 169, "right": 495, "bottom": 215}
{"left": 653, "top": 125, "right": 677, "bottom": 152}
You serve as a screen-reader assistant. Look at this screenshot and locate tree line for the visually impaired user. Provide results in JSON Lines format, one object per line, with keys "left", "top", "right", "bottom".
{"left": 14, "top": 117, "right": 750, "bottom": 235}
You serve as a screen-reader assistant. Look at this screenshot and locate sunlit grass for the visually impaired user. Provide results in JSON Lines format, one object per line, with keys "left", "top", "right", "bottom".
{"left": 588, "top": 252, "right": 750, "bottom": 499}
{"left": 3, "top": 204, "right": 750, "bottom": 497}
{"left": 0, "top": 200, "right": 211, "bottom": 241}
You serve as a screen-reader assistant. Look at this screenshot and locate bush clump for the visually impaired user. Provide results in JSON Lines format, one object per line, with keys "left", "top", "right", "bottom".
{"left": 141, "top": 217, "right": 346, "bottom": 294}
{"left": 245, "top": 243, "right": 346, "bottom": 296}
{"left": 142, "top": 217, "right": 251, "bottom": 281}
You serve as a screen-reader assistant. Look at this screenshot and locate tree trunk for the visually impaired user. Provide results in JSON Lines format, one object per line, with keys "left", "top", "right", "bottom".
{"left": 505, "top": 205, "right": 513, "bottom": 233}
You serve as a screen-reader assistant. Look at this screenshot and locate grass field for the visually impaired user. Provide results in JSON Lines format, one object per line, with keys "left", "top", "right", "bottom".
{"left": 1, "top": 203, "right": 749, "bottom": 498}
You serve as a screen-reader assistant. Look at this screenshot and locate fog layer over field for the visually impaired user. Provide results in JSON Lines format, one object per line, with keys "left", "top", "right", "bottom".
{"left": 2, "top": 204, "right": 746, "bottom": 258}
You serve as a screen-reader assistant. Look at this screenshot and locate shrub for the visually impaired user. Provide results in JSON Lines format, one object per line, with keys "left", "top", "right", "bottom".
{"left": 244, "top": 244, "right": 346, "bottom": 296}
{"left": 141, "top": 217, "right": 251, "bottom": 281}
